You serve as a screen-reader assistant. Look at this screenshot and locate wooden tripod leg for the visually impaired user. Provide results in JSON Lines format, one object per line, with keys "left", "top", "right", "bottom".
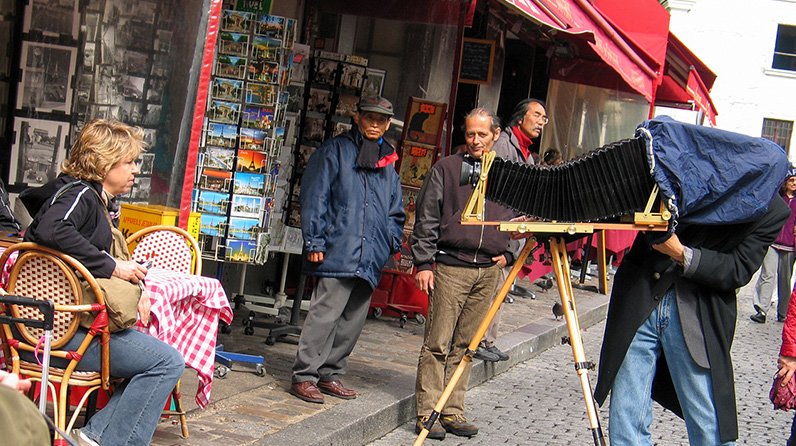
{"left": 549, "top": 238, "right": 606, "bottom": 446}
{"left": 413, "top": 239, "right": 536, "bottom": 446}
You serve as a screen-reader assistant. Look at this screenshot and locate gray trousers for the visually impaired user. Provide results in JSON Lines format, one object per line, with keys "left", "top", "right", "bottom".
{"left": 752, "top": 247, "right": 795, "bottom": 319}
{"left": 292, "top": 276, "right": 373, "bottom": 383}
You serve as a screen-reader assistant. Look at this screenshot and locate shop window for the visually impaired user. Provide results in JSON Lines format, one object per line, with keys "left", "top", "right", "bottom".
{"left": 773, "top": 24, "right": 796, "bottom": 71}
{"left": 762, "top": 118, "right": 794, "bottom": 153}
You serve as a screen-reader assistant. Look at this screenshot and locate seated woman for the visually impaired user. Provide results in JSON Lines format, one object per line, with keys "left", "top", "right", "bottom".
{"left": 21, "top": 119, "right": 184, "bottom": 446}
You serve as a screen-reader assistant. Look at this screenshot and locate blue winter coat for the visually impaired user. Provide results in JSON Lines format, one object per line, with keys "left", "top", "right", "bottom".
{"left": 300, "top": 128, "right": 405, "bottom": 289}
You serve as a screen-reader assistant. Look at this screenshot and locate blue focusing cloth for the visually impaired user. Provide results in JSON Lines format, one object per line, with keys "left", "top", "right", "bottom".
{"left": 637, "top": 116, "right": 790, "bottom": 227}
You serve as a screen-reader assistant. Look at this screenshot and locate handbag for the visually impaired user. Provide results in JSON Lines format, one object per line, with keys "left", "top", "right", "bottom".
{"left": 770, "top": 371, "right": 796, "bottom": 411}
{"left": 79, "top": 194, "right": 141, "bottom": 333}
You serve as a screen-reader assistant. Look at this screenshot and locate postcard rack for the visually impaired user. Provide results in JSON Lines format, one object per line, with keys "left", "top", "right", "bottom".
{"left": 192, "top": 9, "right": 297, "bottom": 265}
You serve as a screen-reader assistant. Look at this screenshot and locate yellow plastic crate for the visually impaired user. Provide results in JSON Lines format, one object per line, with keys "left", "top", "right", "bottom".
{"left": 119, "top": 203, "right": 200, "bottom": 241}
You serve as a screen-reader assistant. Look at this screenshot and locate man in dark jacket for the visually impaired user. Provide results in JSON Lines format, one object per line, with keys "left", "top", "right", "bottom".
{"left": 594, "top": 196, "right": 790, "bottom": 444}
{"left": 411, "top": 108, "right": 515, "bottom": 440}
{"left": 290, "top": 96, "right": 405, "bottom": 404}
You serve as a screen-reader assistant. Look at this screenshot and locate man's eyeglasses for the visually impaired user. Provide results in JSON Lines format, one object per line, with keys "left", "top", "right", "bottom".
{"left": 532, "top": 112, "right": 549, "bottom": 125}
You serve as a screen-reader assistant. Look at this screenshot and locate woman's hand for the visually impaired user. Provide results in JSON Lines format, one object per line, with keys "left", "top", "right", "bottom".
{"left": 113, "top": 260, "right": 148, "bottom": 283}
{"left": 137, "top": 290, "right": 151, "bottom": 326}
{"left": 307, "top": 251, "right": 324, "bottom": 263}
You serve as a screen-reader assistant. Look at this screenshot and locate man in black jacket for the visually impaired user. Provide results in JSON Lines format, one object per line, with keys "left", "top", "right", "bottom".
{"left": 594, "top": 196, "right": 790, "bottom": 444}
{"left": 410, "top": 108, "right": 515, "bottom": 440}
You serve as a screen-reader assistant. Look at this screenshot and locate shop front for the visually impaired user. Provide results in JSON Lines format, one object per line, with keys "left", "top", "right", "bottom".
{"left": 0, "top": 0, "right": 717, "bottom": 307}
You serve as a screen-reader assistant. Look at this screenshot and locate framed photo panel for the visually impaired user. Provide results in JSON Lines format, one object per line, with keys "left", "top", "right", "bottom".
{"left": 10, "top": 117, "right": 69, "bottom": 186}
{"left": 18, "top": 42, "right": 77, "bottom": 114}
{"left": 363, "top": 68, "right": 386, "bottom": 97}
{"left": 23, "top": 0, "right": 80, "bottom": 39}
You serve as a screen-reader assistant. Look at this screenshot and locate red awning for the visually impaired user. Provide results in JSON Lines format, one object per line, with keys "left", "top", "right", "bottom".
{"left": 655, "top": 32, "right": 718, "bottom": 126}
{"left": 498, "top": 0, "right": 665, "bottom": 102}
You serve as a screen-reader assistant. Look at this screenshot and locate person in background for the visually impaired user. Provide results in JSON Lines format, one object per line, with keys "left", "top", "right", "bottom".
{"left": 474, "top": 99, "right": 548, "bottom": 362}
{"left": 411, "top": 108, "right": 515, "bottom": 440}
{"left": 777, "top": 279, "right": 796, "bottom": 445}
{"left": 21, "top": 119, "right": 185, "bottom": 446}
{"left": 751, "top": 169, "right": 796, "bottom": 323}
{"left": 541, "top": 148, "right": 563, "bottom": 166}
{"left": 290, "top": 96, "right": 405, "bottom": 404}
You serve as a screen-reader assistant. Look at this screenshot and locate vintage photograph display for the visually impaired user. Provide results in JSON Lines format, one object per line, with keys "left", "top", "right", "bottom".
{"left": 23, "top": 0, "right": 80, "bottom": 39}
{"left": 363, "top": 68, "right": 386, "bottom": 97}
{"left": 9, "top": 117, "right": 69, "bottom": 186}
{"left": 17, "top": 41, "right": 77, "bottom": 113}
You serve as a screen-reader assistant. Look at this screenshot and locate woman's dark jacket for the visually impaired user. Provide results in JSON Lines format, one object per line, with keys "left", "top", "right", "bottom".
{"left": 594, "top": 197, "right": 790, "bottom": 442}
{"left": 21, "top": 174, "right": 116, "bottom": 279}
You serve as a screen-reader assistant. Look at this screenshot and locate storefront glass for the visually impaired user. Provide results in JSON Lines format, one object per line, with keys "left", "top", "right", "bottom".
{"left": 542, "top": 79, "right": 650, "bottom": 160}
{"left": 1, "top": 0, "right": 214, "bottom": 209}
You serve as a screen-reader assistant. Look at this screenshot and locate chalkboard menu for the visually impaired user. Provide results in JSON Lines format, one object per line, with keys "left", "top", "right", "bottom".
{"left": 459, "top": 38, "right": 495, "bottom": 85}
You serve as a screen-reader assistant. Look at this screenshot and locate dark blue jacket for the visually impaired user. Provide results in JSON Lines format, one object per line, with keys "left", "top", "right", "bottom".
{"left": 300, "top": 128, "right": 405, "bottom": 289}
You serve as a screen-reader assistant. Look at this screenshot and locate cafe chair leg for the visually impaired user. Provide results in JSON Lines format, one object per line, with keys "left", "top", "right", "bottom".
{"left": 163, "top": 379, "right": 189, "bottom": 438}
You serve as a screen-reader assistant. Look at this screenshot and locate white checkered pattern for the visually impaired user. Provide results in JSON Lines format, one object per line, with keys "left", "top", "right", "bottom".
{"left": 133, "top": 268, "right": 232, "bottom": 408}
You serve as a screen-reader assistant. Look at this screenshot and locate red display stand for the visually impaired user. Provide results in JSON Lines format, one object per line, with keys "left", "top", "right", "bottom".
{"left": 370, "top": 272, "right": 428, "bottom": 328}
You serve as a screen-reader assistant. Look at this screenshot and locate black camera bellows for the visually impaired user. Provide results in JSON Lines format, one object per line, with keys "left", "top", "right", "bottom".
{"left": 484, "top": 137, "right": 654, "bottom": 222}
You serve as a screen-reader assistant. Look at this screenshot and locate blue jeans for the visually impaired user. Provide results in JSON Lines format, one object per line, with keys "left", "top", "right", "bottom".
{"left": 609, "top": 288, "right": 735, "bottom": 446}
{"left": 56, "top": 328, "right": 185, "bottom": 446}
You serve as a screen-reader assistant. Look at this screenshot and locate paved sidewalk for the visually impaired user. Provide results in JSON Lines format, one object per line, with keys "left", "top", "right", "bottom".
{"left": 149, "top": 271, "right": 611, "bottom": 446}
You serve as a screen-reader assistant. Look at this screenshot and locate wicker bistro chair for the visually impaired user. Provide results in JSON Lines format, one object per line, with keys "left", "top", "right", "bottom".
{"left": 0, "top": 242, "right": 111, "bottom": 445}
{"left": 126, "top": 225, "right": 201, "bottom": 275}
{"left": 125, "top": 224, "right": 201, "bottom": 438}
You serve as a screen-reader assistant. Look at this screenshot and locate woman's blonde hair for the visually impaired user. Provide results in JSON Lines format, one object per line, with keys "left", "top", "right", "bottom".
{"left": 62, "top": 119, "right": 147, "bottom": 182}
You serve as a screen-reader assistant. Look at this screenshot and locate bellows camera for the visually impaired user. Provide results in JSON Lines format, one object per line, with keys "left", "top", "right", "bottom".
{"left": 459, "top": 155, "right": 482, "bottom": 188}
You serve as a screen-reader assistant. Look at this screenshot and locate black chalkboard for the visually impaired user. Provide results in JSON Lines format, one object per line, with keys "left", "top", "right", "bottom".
{"left": 459, "top": 38, "right": 495, "bottom": 85}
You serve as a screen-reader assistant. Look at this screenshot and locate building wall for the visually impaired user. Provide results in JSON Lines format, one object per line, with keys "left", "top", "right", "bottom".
{"left": 667, "top": 0, "right": 796, "bottom": 158}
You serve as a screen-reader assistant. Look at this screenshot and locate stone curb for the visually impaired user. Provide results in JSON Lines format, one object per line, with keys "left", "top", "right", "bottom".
{"left": 260, "top": 293, "right": 610, "bottom": 446}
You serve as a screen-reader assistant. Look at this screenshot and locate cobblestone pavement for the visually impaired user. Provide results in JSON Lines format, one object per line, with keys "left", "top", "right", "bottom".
{"left": 368, "top": 276, "right": 795, "bottom": 445}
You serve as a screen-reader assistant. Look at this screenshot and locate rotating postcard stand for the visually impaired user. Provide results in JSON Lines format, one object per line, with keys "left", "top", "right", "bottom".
{"left": 413, "top": 150, "right": 669, "bottom": 446}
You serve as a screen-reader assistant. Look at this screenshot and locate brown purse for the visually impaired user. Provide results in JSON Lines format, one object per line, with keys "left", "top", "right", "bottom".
{"left": 79, "top": 198, "right": 141, "bottom": 332}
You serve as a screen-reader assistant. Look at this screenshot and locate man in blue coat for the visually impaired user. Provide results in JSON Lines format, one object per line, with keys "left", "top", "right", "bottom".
{"left": 290, "top": 96, "right": 405, "bottom": 404}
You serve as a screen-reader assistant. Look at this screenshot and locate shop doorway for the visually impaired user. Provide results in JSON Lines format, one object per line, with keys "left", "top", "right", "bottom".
{"left": 496, "top": 38, "right": 549, "bottom": 126}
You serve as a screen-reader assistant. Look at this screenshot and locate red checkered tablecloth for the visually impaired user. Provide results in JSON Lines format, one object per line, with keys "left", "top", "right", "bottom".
{"left": 134, "top": 267, "right": 233, "bottom": 408}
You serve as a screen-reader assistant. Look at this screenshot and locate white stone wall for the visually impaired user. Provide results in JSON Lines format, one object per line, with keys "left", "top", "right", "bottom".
{"left": 667, "top": 0, "right": 796, "bottom": 158}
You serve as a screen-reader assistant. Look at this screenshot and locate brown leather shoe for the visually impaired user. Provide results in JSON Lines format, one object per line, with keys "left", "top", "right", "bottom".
{"left": 290, "top": 381, "right": 324, "bottom": 403}
{"left": 317, "top": 380, "right": 357, "bottom": 399}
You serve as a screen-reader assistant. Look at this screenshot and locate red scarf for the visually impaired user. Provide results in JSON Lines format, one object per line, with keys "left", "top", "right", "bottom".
{"left": 511, "top": 126, "right": 534, "bottom": 162}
